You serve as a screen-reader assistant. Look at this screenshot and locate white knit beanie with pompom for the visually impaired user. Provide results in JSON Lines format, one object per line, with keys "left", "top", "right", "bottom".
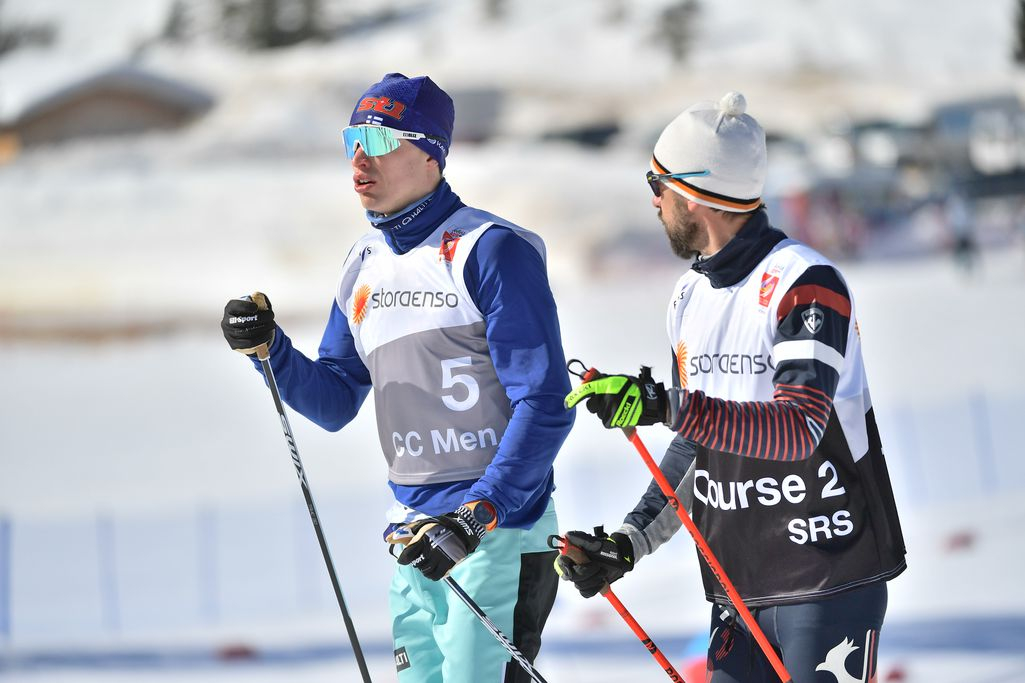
{"left": 651, "top": 92, "right": 767, "bottom": 213}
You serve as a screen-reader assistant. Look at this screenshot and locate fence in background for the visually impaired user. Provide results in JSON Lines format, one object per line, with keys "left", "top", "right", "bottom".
{"left": 0, "top": 390, "right": 1023, "bottom": 647}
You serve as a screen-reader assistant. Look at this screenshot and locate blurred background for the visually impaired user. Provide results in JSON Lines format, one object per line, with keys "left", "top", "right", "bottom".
{"left": 1, "top": 0, "right": 1025, "bottom": 681}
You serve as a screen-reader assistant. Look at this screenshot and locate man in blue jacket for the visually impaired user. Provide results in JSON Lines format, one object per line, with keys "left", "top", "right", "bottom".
{"left": 221, "top": 73, "right": 574, "bottom": 683}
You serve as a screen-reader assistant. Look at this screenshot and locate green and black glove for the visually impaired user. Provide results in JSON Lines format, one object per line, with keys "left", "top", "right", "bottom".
{"left": 565, "top": 366, "right": 669, "bottom": 429}
{"left": 553, "top": 528, "right": 634, "bottom": 598}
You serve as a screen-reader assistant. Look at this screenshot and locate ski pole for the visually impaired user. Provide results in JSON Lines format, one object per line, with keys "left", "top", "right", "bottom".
{"left": 567, "top": 360, "right": 792, "bottom": 682}
{"left": 241, "top": 295, "right": 372, "bottom": 683}
{"left": 549, "top": 534, "right": 686, "bottom": 682}
{"left": 622, "top": 427, "right": 792, "bottom": 683}
{"left": 443, "top": 576, "right": 549, "bottom": 683}
{"left": 386, "top": 526, "right": 549, "bottom": 683}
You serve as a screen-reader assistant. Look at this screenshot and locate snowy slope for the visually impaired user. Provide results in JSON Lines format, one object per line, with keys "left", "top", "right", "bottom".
{"left": 2, "top": 2, "right": 1025, "bottom": 682}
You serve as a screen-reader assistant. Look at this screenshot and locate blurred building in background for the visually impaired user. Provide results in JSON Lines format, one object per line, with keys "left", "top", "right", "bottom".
{"left": 0, "top": 65, "right": 213, "bottom": 152}
{"left": 1, "top": 1, "right": 1025, "bottom": 681}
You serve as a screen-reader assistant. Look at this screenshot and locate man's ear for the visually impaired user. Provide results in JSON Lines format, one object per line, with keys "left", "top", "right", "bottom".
{"left": 425, "top": 155, "right": 443, "bottom": 181}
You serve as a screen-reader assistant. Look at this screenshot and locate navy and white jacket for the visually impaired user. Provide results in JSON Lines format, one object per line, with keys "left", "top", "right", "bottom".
{"left": 254, "top": 180, "right": 574, "bottom": 530}
{"left": 619, "top": 210, "right": 906, "bottom": 607}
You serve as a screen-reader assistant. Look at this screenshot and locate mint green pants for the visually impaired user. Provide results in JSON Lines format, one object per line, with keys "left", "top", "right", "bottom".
{"left": 389, "top": 502, "right": 559, "bottom": 683}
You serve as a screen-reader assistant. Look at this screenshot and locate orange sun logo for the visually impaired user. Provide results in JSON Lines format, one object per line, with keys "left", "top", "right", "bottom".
{"left": 676, "top": 340, "right": 689, "bottom": 388}
{"left": 352, "top": 284, "right": 371, "bottom": 325}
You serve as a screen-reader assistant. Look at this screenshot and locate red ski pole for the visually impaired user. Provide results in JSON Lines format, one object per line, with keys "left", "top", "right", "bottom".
{"left": 567, "top": 361, "right": 792, "bottom": 683}
{"left": 622, "top": 427, "right": 793, "bottom": 683}
{"left": 549, "top": 534, "right": 686, "bottom": 682}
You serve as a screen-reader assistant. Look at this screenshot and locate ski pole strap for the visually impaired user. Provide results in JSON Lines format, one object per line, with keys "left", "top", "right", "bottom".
{"left": 566, "top": 358, "right": 603, "bottom": 383}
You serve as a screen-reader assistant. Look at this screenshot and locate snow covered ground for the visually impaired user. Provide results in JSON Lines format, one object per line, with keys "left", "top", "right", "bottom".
{"left": 2, "top": 250, "right": 1024, "bottom": 682}
{"left": 3, "top": 0, "right": 1025, "bottom": 681}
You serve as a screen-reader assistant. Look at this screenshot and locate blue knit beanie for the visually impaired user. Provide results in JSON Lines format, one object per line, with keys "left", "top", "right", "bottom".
{"left": 349, "top": 73, "right": 455, "bottom": 171}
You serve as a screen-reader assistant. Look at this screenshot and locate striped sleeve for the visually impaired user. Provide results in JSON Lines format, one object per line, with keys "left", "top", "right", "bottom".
{"left": 672, "top": 265, "right": 851, "bottom": 461}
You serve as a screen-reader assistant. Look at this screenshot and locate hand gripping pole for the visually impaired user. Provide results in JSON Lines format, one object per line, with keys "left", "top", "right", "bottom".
{"left": 549, "top": 534, "right": 687, "bottom": 682}
{"left": 385, "top": 526, "right": 549, "bottom": 683}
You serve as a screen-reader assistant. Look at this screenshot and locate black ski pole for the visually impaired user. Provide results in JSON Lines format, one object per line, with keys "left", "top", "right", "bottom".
{"left": 386, "top": 526, "right": 549, "bottom": 683}
{"left": 442, "top": 576, "right": 549, "bottom": 683}
{"left": 241, "top": 295, "right": 372, "bottom": 683}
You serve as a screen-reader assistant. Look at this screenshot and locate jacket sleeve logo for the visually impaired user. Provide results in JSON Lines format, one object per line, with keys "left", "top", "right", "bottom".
{"left": 802, "top": 306, "right": 824, "bottom": 334}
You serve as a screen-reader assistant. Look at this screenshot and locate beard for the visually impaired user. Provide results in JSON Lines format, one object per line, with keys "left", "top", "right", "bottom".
{"left": 660, "top": 209, "right": 703, "bottom": 260}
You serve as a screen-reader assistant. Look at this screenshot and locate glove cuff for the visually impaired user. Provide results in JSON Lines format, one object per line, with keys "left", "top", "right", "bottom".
{"left": 665, "top": 388, "right": 688, "bottom": 430}
{"left": 609, "top": 532, "right": 636, "bottom": 572}
{"left": 452, "top": 505, "right": 488, "bottom": 543}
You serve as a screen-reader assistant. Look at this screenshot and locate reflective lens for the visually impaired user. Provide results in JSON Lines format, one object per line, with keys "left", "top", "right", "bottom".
{"left": 342, "top": 125, "right": 449, "bottom": 159}
{"left": 646, "top": 169, "right": 711, "bottom": 197}
{"left": 343, "top": 125, "right": 401, "bottom": 158}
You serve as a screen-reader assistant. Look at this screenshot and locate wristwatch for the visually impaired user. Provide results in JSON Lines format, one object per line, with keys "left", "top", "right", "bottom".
{"left": 466, "top": 500, "right": 498, "bottom": 532}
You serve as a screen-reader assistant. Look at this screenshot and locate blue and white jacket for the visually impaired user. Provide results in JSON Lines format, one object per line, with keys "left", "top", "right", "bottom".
{"left": 253, "top": 180, "right": 574, "bottom": 530}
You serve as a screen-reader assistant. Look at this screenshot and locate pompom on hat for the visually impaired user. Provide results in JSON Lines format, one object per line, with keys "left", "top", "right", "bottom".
{"left": 652, "top": 92, "right": 766, "bottom": 213}
{"left": 350, "top": 73, "right": 455, "bottom": 171}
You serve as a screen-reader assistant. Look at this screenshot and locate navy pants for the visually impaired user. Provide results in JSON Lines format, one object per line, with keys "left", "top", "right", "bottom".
{"left": 706, "top": 582, "right": 887, "bottom": 683}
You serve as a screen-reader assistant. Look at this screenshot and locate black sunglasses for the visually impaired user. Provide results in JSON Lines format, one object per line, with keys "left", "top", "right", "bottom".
{"left": 646, "top": 169, "right": 710, "bottom": 197}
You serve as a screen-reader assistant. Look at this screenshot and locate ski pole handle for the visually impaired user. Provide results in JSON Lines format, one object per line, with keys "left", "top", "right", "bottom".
{"left": 548, "top": 533, "right": 608, "bottom": 594}
{"left": 226, "top": 292, "right": 275, "bottom": 359}
{"left": 549, "top": 534, "right": 688, "bottom": 682}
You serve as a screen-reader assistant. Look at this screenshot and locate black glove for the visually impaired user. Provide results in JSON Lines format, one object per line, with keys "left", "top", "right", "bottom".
{"left": 221, "top": 292, "right": 275, "bottom": 355}
{"left": 394, "top": 504, "right": 490, "bottom": 581}
{"left": 564, "top": 366, "right": 668, "bottom": 429}
{"left": 554, "top": 528, "right": 634, "bottom": 598}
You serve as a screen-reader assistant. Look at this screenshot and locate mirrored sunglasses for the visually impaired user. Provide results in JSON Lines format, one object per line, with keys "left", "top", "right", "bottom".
{"left": 645, "top": 169, "right": 711, "bottom": 197}
{"left": 342, "top": 125, "right": 447, "bottom": 159}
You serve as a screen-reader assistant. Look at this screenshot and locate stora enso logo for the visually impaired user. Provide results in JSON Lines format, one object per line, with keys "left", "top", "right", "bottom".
{"left": 351, "top": 283, "right": 372, "bottom": 325}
